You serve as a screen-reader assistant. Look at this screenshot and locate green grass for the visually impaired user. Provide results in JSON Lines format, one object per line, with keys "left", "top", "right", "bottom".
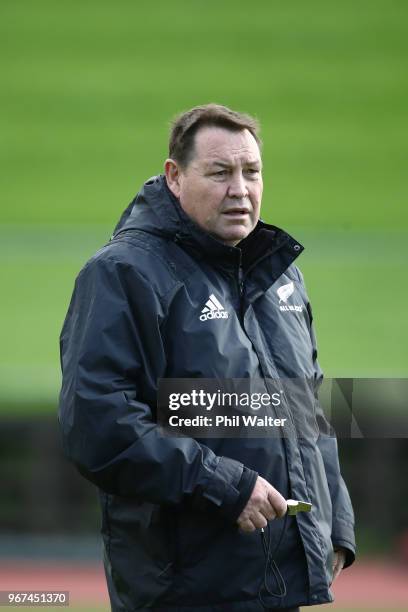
{"left": 0, "top": 227, "right": 406, "bottom": 413}
{"left": 0, "top": 0, "right": 407, "bottom": 412}
{"left": 1, "top": 0, "right": 407, "bottom": 228}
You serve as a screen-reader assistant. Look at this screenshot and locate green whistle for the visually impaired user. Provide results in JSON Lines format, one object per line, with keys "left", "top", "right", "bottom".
{"left": 286, "top": 499, "right": 312, "bottom": 515}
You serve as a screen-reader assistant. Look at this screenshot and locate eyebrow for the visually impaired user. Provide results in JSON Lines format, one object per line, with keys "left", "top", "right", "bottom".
{"left": 209, "top": 159, "right": 262, "bottom": 169}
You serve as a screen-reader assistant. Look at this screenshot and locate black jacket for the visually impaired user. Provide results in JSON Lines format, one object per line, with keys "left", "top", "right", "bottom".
{"left": 59, "top": 175, "right": 355, "bottom": 611}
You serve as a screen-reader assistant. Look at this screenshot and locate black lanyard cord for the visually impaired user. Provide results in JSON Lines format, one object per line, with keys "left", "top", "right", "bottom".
{"left": 258, "top": 513, "right": 289, "bottom": 608}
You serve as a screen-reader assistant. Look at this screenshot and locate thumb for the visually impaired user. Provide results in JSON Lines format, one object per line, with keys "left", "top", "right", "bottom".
{"left": 267, "top": 488, "right": 287, "bottom": 517}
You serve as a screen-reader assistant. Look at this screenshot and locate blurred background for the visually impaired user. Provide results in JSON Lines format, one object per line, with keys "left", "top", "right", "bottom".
{"left": 1, "top": 0, "right": 407, "bottom": 609}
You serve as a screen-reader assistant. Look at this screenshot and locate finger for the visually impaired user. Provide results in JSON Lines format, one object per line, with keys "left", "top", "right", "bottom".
{"left": 249, "top": 511, "right": 268, "bottom": 530}
{"left": 237, "top": 518, "right": 257, "bottom": 533}
{"left": 260, "top": 502, "right": 277, "bottom": 521}
{"left": 332, "top": 551, "right": 338, "bottom": 571}
{"left": 331, "top": 552, "right": 344, "bottom": 584}
{"left": 267, "top": 490, "right": 287, "bottom": 517}
{"left": 239, "top": 509, "right": 268, "bottom": 531}
{"left": 332, "top": 562, "right": 342, "bottom": 583}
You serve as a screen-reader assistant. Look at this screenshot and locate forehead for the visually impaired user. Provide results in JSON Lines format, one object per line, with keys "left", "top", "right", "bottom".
{"left": 192, "top": 126, "right": 261, "bottom": 165}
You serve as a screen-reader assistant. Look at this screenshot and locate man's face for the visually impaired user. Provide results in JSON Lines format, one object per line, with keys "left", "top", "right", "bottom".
{"left": 165, "top": 126, "right": 263, "bottom": 246}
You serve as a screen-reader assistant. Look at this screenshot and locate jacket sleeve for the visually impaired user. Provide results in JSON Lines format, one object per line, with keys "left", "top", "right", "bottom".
{"left": 296, "top": 268, "right": 356, "bottom": 568}
{"left": 58, "top": 252, "right": 256, "bottom": 520}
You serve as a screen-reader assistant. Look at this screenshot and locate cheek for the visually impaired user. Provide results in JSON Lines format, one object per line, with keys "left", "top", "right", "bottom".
{"left": 202, "top": 190, "right": 225, "bottom": 218}
{"left": 181, "top": 181, "right": 226, "bottom": 225}
{"left": 249, "top": 189, "right": 262, "bottom": 212}
{"left": 179, "top": 183, "right": 205, "bottom": 218}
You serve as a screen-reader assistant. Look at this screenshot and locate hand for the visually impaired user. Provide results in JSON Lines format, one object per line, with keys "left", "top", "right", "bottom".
{"left": 237, "top": 476, "right": 287, "bottom": 533}
{"left": 331, "top": 547, "right": 346, "bottom": 584}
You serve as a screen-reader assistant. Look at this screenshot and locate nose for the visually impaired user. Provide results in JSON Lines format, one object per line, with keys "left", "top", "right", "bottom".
{"left": 227, "top": 171, "right": 249, "bottom": 199}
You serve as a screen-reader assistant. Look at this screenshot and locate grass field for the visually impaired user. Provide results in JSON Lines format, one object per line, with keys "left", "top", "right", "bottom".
{"left": 1, "top": 0, "right": 407, "bottom": 412}
{"left": 1, "top": 226, "right": 406, "bottom": 412}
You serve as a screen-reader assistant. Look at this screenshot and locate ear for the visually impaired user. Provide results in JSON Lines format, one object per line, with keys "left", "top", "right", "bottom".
{"left": 164, "top": 158, "right": 182, "bottom": 199}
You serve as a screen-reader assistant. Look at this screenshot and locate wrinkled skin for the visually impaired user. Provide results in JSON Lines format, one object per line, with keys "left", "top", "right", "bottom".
{"left": 165, "top": 126, "right": 263, "bottom": 246}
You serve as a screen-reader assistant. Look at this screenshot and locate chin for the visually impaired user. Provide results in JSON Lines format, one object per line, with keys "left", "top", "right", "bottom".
{"left": 222, "top": 232, "right": 250, "bottom": 246}
{"left": 214, "top": 225, "right": 253, "bottom": 246}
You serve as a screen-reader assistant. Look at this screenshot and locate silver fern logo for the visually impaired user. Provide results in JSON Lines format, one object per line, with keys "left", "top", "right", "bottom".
{"left": 277, "top": 281, "right": 294, "bottom": 303}
{"left": 277, "top": 281, "right": 303, "bottom": 313}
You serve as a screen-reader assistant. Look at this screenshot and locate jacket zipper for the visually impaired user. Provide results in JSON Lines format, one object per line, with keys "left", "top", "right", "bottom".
{"left": 238, "top": 265, "right": 244, "bottom": 296}
{"left": 236, "top": 244, "right": 299, "bottom": 436}
{"left": 237, "top": 265, "right": 245, "bottom": 322}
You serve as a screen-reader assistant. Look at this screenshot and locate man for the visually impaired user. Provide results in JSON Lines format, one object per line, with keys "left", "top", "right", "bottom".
{"left": 59, "top": 104, "right": 355, "bottom": 611}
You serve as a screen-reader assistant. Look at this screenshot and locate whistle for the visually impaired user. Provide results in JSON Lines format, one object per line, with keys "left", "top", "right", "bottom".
{"left": 286, "top": 499, "right": 312, "bottom": 515}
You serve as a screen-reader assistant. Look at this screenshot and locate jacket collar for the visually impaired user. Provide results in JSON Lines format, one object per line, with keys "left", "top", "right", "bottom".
{"left": 112, "top": 175, "right": 304, "bottom": 277}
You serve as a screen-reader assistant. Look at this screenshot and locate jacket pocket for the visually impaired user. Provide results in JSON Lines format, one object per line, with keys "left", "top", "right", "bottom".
{"left": 102, "top": 495, "right": 176, "bottom": 607}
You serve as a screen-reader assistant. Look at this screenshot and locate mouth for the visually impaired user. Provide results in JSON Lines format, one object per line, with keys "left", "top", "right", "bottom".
{"left": 222, "top": 208, "right": 250, "bottom": 216}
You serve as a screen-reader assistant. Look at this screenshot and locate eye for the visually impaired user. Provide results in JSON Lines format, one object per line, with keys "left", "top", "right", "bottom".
{"left": 244, "top": 168, "right": 260, "bottom": 179}
{"left": 213, "top": 170, "right": 228, "bottom": 177}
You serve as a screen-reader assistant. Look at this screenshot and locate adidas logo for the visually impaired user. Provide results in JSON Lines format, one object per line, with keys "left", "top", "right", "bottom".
{"left": 199, "top": 294, "right": 229, "bottom": 322}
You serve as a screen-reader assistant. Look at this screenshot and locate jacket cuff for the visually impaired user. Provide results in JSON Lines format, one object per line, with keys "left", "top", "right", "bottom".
{"left": 332, "top": 538, "right": 356, "bottom": 568}
{"left": 332, "top": 516, "right": 356, "bottom": 568}
{"left": 202, "top": 457, "right": 257, "bottom": 522}
{"left": 227, "top": 467, "right": 258, "bottom": 522}
{"left": 202, "top": 456, "right": 243, "bottom": 507}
